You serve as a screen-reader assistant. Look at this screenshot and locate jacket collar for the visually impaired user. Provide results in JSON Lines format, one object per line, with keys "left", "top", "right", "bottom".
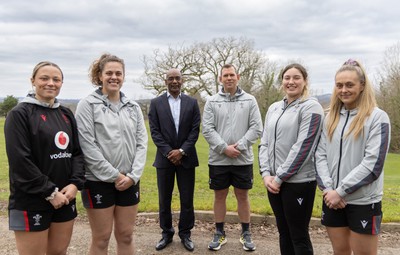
{"left": 21, "top": 91, "right": 60, "bottom": 108}
{"left": 93, "top": 88, "right": 130, "bottom": 106}
{"left": 218, "top": 87, "right": 243, "bottom": 98}
{"left": 166, "top": 91, "right": 182, "bottom": 99}
{"left": 340, "top": 106, "right": 359, "bottom": 116}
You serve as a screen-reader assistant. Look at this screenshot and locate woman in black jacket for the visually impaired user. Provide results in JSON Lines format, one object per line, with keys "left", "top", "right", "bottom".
{"left": 4, "top": 61, "right": 85, "bottom": 255}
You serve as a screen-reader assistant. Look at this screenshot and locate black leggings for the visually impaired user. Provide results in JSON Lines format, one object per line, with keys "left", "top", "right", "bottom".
{"left": 268, "top": 181, "right": 316, "bottom": 255}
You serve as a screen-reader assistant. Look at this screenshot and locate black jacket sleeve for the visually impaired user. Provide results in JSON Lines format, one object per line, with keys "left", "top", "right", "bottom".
{"left": 5, "top": 106, "right": 56, "bottom": 199}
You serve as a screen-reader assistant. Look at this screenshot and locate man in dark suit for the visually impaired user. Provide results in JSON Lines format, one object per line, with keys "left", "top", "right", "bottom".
{"left": 148, "top": 68, "right": 200, "bottom": 252}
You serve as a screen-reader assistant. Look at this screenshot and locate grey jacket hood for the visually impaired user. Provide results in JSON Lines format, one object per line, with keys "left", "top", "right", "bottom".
{"left": 21, "top": 91, "right": 61, "bottom": 108}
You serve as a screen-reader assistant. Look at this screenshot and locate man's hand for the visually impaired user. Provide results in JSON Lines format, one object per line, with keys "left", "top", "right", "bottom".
{"left": 224, "top": 143, "right": 240, "bottom": 158}
{"left": 167, "top": 149, "right": 183, "bottom": 165}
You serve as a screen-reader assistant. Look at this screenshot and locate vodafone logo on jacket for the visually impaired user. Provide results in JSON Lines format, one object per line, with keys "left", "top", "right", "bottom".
{"left": 54, "top": 131, "right": 69, "bottom": 150}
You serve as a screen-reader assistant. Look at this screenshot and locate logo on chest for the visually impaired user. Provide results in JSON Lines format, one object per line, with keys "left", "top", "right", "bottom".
{"left": 54, "top": 131, "right": 70, "bottom": 150}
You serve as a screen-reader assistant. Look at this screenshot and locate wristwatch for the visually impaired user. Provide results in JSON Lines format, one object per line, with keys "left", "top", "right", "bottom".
{"left": 179, "top": 148, "right": 186, "bottom": 156}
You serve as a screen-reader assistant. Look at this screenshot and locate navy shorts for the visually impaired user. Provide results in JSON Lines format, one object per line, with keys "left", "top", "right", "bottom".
{"left": 321, "top": 201, "right": 382, "bottom": 235}
{"left": 209, "top": 164, "right": 253, "bottom": 190}
{"left": 9, "top": 200, "right": 77, "bottom": 232}
{"left": 81, "top": 180, "right": 140, "bottom": 208}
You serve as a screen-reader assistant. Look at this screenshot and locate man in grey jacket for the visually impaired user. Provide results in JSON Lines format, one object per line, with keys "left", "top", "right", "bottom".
{"left": 202, "top": 64, "right": 262, "bottom": 252}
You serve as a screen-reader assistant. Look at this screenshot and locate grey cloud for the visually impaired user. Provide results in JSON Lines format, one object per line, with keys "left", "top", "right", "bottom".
{"left": 0, "top": 0, "right": 399, "bottom": 98}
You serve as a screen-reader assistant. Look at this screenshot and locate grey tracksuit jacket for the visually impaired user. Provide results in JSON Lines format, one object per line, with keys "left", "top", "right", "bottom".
{"left": 75, "top": 89, "right": 148, "bottom": 184}
{"left": 315, "top": 107, "right": 391, "bottom": 205}
{"left": 202, "top": 88, "right": 263, "bottom": 166}
{"left": 259, "top": 97, "right": 324, "bottom": 184}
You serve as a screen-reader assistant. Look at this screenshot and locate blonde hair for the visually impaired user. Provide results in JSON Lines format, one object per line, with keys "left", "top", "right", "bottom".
{"left": 32, "top": 61, "right": 64, "bottom": 80}
{"left": 279, "top": 63, "right": 309, "bottom": 101}
{"left": 89, "top": 53, "right": 125, "bottom": 86}
{"left": 326, "top": 59, "right": 376, "bottom": 141}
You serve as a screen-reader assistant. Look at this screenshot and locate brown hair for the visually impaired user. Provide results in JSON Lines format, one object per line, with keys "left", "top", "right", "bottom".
{"left": 32, "top": 61, "right": 64, "bottom": 80}
{"left": 220, "top": 64, "right": 237, "bottom": 75}
{"left": 89, "top": 53, "right": 125, "bottom": 86}
{"left": 280, "top": 63, "right": 309, "bottom": 99}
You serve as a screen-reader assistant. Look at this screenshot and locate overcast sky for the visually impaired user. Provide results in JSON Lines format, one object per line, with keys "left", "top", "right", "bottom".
{"left": 1, "top": 0, "right": 399, "bottom": 99}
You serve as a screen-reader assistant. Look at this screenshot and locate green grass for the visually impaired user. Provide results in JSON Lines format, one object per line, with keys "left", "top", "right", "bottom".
{"left": 380, "top": 153, "right": 400, "bottom": 222}
{"left": 0, "top": 118, "right": 8, "bottom": 203}
{"left": 1, "top": 117, "right": 399, "bottom": 222}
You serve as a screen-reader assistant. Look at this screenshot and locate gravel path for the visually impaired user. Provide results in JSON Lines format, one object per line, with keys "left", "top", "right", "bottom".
{"left": 1, "top": 214, "right": 399, "bottom": 255}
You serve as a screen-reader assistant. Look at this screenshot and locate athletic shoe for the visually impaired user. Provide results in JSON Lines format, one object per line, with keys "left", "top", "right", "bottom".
{"left": 208, "top": 231, "right": 227, "bottom": 251}
{"left": 239, "top": 231, "right": 256, "bottom": 251}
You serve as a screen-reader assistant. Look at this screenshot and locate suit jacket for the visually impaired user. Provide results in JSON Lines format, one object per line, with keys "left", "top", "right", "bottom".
{"left": 148, "top": 93, "right": 200, "bottom": 169}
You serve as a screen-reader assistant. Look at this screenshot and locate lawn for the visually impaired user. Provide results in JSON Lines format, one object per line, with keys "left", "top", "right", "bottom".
{"left": 1, "top": 117, "right": 399, "bottom": 222}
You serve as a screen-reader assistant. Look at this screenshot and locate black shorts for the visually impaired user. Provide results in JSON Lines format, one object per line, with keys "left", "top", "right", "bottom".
{"left": 321, "top": 201, "right": 382, "bottom": 235}
{"left": 81, "top": 180, "right": 140, "bottom": 208}
{"left": 209, "top": 164, "right": 253, "bottom": 190}
{"left": 9, "top": 200, "right": 77, "bottom": 232}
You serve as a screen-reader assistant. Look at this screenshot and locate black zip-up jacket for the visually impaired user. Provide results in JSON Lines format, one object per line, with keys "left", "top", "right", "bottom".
{"left": 5, "top": 95, "right": 85, "bottom": 210}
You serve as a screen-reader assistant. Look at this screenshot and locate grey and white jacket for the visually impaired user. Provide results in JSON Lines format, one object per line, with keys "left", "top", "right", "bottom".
{"left": 315, "top": 107, "right": 391, "bottom": 205}
{"left": 259, "top": 97, "right": 324, "bottom": 184}
{"left": 75, "top": 89, "right": 148, "bottom": 184}
{"left": 202, "top": 88, "right": 262, "bottom": 166}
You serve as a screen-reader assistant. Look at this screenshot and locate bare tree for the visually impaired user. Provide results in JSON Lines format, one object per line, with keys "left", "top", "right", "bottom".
{"left": 138, "top": 37, "right": 273, "bottom": 97}
{"left": 252, "top": 64, "right": 282, "bottom": 119}
{"left": 377, "top": 41, "right": 400, "bottom": 152}
{"left": 138, "top": 36, "right": 281, "bottom": 119}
